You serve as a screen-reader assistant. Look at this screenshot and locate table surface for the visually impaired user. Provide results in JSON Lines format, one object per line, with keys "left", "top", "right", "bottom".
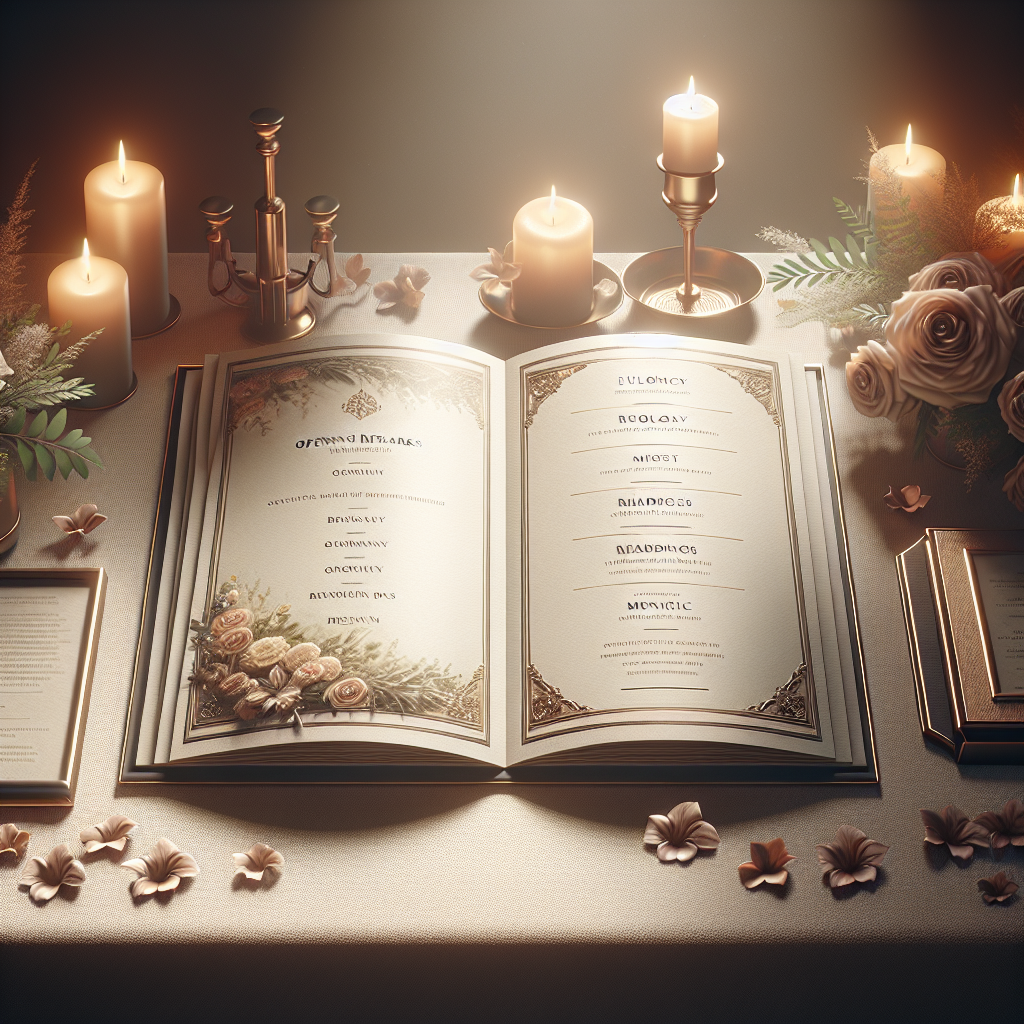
{"left": 2, "top": 253, "right": 1022, "bottom": 962}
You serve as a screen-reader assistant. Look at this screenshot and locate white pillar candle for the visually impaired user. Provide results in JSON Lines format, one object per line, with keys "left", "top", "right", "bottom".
{"left": 662, "top": 77, "right": 719, "bottom": 174}
{"left": 511, "top": 188, "right": 594, "bottom": 327}
{"left": 868, "top": 125, "right": 945, "bottom": 220}
{"left": 47, "top": 241, "right": 133, "bottom": 408}
{"left": 84, "top": 142, "right": 169, "bottom": 336}
{"left": 977, "top": 174, "right": 1024, "bottom": 267}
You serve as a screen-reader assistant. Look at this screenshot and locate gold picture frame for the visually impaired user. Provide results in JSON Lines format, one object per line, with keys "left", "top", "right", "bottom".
{"left": 0, "top": 567, "right": 106, "bottom": 806}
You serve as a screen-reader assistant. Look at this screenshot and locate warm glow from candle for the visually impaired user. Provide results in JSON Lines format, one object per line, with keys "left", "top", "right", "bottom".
{"left": 118, "top": 141, "right": 125, "bottom": 183}
{"left": 548, "top": 186, "right": 557, "bottom": 225}
{"left": 687, "top": 75, "right": 695, "bottom": 110}
{"left": 82, "top": 238, "right": 91, "bottom": 283}
{"left": 1014, "top": 174, "right": 1021, "bottom": 204}
{"left": 905, "top": 124, "right": 913, "bottom": 165}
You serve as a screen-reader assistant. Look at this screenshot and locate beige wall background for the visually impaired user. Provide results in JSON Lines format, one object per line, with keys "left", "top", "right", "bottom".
{"left": 2, "top": 0, "right": 1021, "bottom": 256}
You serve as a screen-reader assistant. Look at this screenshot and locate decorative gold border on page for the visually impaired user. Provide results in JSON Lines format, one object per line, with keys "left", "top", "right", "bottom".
{"left": 528, "top": 664, "right": 592, "bottom": 724}
{"left": 711, "top": 365, "right": 780, "bottom": 426}
{"left": 745, "top": 663, "right": 808, "bottom": 721}
{"left": 518, "top": 347, "right": 820, "bottom": 746}
{"left": 524, "top": 363, "right": 589, "bottom": 428}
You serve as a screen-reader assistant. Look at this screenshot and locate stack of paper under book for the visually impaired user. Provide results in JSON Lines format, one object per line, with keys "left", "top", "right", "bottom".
{"left": 122, "top": 332, "right": 876, "bottom": 783}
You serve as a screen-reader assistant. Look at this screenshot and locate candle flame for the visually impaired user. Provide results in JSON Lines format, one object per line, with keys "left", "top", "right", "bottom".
{"left": 82, "top": 238, "right": 91, "bottom": 284}
{"left": 905, "top": 124, "right": 913, "bottom": 165}
{"left": 118, "top": 140, "right": 125, "bottom": 183}
{"left": 687, "top": 75, "right": 695, "bottom": 110}
{"left": 548, "top": 185, "right": 557, "bottom": 225}
{"left": 1014, "top": 173, "right": 1021, "bottom": 203}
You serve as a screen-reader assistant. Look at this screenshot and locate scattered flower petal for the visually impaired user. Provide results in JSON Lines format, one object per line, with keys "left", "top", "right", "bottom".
{"left": 738, "top": 838, "right": 795, "bottom": 888}
{"left": 52, "top": 503, "right": 107, "bottom": 536}
{"left": 920, "top": 805, "right": 989, "bottom": 859}
{"left": 643, "top": 801, "right": 720, "bottom": 863}
{"left": 973, "top": 798, "right": 1024, "bottom": 849}
{"left": 978, "top": 870, "right": 1018, "bottom": 904}
{"left": 122, "top": 837, "right": 199, "bottom": 898}
{"left": 232, "top": 842, "right": 284, "bottom": 881}
{"left": 815, "top": 825, "right": 889, "bottom": 888}
{"left": 342, "top": 253, "right": 371, "bottom": 291}
{"left": 80, "top": 813, "right": 138, "bottom": 853}
{"left": 0, "top": 822, "right": 30, "bottom": 859}
{"left": 19, "top": 843, "right": 86, "bottom": 902}
{"left": 470, "top": 247, "right": 522, "bottom": 285}
{"left": 374, "top": 265, "right": 430, "bottom": 311}
{"left": 883, "top": 484, "right": 931, "bottom": 512}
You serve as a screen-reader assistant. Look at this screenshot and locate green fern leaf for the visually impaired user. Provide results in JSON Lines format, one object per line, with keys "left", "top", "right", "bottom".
{"left": 27, "top": 410, "right": 47, "bottom": 438}
{"left": 833, "top": 197, "right": 873, "bottom": 240}
{"left": 53, "top": 448, "right": 73, "bottom": 480}
{"left": 1, "top": 407, "right": 26, "bottom": 435}
{"left": 32, "top": 442, "right": 56, "bottom": 481}
{"left": 16, "top": 438, "right": 35, "bottom": 480}
{"left": 75, "top": 445, "right": 103, "bottom": 469}
{"left": 68, "top": 452, "right": 91, "bottom": 479}
{"left": 43, "top": 407, "right": 67, "bottom": 441}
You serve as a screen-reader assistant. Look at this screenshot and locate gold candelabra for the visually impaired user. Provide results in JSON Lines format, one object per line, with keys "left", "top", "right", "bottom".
{"left": 200, "top": 109, "right": 350, "bottom": 344}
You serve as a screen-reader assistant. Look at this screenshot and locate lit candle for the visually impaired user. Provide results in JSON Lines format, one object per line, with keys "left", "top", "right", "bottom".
{"left": 662, "top": 77, "right": 719, "bottom": 174}
{"left": 47, "top": 240, "right": 133, "bottom": 408}
{"left": 511, "top": 187, "right": 594, "bottom": 327}
{"left": 84, "top": 141, "right": 169, "bottom": 336}
{"left": 977, "top": 174, "right": 1024, "bottom": 267}
{"left": 868, "top": 124, "right": 945, "bottom": 219}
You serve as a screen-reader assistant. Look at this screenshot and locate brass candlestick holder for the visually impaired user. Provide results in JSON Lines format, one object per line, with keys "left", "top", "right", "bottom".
{"left": 623, "top": 153, "right": 763, "bottom": 318}
{"left": 200, "top": 108, "right": 350, "bottom": 344}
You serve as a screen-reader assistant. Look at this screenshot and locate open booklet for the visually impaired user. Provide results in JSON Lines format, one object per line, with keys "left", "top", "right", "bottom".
{"left": 122, "top": 333, "right": 876, "bottom": 783}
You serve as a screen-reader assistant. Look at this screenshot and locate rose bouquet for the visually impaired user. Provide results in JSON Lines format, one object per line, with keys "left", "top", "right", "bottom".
{"left": 845, "top": 251, "right": 1024, "bottom": 503}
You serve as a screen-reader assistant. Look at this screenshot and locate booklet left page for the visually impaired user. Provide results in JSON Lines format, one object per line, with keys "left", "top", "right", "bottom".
{"left": 166, "top": 335, "right": 505, "bottom": 765}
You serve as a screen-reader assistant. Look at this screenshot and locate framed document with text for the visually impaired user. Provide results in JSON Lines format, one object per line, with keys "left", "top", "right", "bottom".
{"left": 0, "top": 567, "right": 106, "bottom": 805}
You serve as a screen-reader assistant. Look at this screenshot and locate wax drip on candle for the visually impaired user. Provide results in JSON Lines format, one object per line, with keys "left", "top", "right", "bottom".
{"left": 118, "top": 141, "right": 125, "bottom": 184}
{"left": 82, "top": 239, "right": 91, "bottom": 284}
{"left": 548, "top": 186, "right": 557, "bottom": 226}
{"left": 905, "top": 124, "right": 913, "bottom": 166}
{"left": 687, "top": 76, "right": 695, "bottom": 111}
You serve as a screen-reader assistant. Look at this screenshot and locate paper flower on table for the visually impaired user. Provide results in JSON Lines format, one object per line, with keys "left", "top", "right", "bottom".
{"left": 19, "top": 843, "right": 86, "bottom": 902}
{"left": 122, "top": 837, "right": 199, "bottom": 897}
{"left": 52, "top": 503, "right": 107, "bottom": 536}
{"left": 0, "top": 822, "right": 30, "bottom": 859}
{"left": 373, "top": 265, "right": 430, "bottom": 311}
{"left": 883, "top": 484, "right": 930, "bottom": 512}
{"left": 973, "top": 798, "right": 1024, "bottom": 850}
{"left": 338, "top": 253, "right": 372, "bottom": 294}
{"left": 233, "top": 843, "right": 284, "bottom": 881}
{"left": 80, "top": 813, "right": 139, "bottom": 853}
{"left": 920, "top": 805, "right": 989, "bottom": 859}
{"left": 643, "top": 800, "right": 721, "bottom": 863}
{"left": 977, "top": 871, "right": 1018, "bottom": 904}
{"left": 815, "top": 825, "right": 889, "bottom": 888}
{"left": 470, "top": 247, "right": 522, "bottom": 285}
{"left": 738, "top": 838, "right": 796, "bottom": 889}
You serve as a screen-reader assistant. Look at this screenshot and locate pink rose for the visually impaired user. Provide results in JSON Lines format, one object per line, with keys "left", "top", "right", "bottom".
{"left": 908, "top": 252, "right": 1008, "bottom": 297}
{"left": 324, "top": 677, "right": 370, "bottom": 709}
{"left": 1003, "top": 457, "right": 1024, "bottom": 512}
{"left": 210, "top": 607, "right": 252, "bottom": 636}
{"left": 998, "top": 372, "right": 1024, "bottom": 442}
{"left": 214, "top": 626, "right": 254, "bottom": 656}
{"left": 845, "top": 340, "right": 920, "bottom": 421}
{"left": 886, "top": 285, "right": 1018, "bottom": 408}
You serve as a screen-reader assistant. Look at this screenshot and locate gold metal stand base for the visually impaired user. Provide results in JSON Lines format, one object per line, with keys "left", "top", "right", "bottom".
{"left": 132, "top": 294, "right": 182, "bottom": 339}
{"left": 0, "top": 511, "right": 20, "bottom": 556}
{"left": 241, "top": 308, "right": 315, "bottom": 344}
{"left": 623, "top": 246, "right": 764, "bottom": 318}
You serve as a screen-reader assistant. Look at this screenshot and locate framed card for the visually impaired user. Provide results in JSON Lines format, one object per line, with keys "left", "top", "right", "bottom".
{"left": 0, "top": 567, "right": 106, "bottom": 806}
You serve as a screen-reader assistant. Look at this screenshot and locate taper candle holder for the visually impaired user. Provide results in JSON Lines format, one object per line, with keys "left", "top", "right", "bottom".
{"left": 623, "top": 153, "right": 764, "bottom": 318}
{"left": 200, "top": 108, "right": 351, "bottom": 344}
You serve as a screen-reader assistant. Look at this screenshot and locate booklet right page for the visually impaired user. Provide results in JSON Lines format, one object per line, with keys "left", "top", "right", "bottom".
{"left": 507, "top": 335, "right": 845, "bottom": 765}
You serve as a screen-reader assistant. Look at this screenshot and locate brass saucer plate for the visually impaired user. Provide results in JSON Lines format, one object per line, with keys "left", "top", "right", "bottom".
{"left": 132, "top": 294, "right": 182, "bottom": 339}
{"left": 623, "top": 246, "right": 764, "bottom": 318}
{"left": 478, "top": 261, "right": 623, "bottom": 328}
